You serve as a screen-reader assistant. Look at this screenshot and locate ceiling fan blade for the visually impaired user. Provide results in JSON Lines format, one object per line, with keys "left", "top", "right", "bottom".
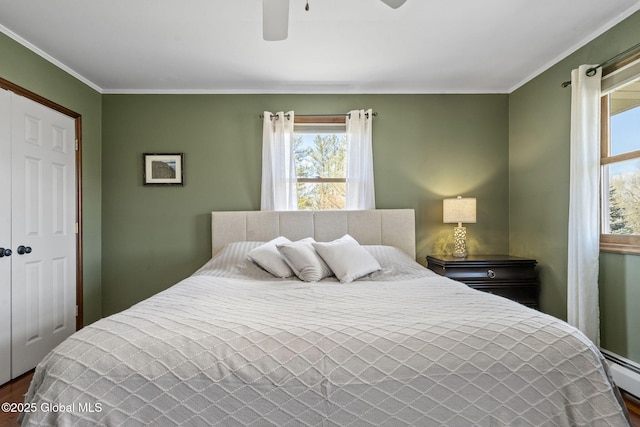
{"left": 263, "top": 0, "right": 289, "bottom": 41}
{"left": 379, "top": 0, "right": 407, "bottom": 8}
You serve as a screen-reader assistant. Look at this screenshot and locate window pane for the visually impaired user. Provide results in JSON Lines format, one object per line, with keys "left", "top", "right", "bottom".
{"left": 294, "top": 133, "right": 346, "bottom": 178}
{"left": 297, "top": 182, "right": 345, "bottom": 210}
{"left": 610, "top": 80, "right": 640, "bottom": 156}
{"left": 604, "top": 159, "right": 640, "bottom": 235}
{"left": 294, "top": 130, "right": 347, "bottom": 210}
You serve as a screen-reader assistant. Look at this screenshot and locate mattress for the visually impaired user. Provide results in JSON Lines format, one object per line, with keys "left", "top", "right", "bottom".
{"left": 19, "top": 243, "right": 630, "bottom": 426}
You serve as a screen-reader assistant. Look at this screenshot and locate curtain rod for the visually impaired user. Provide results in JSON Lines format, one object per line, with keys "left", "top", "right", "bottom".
{"left": 259, "top": 112, "right": 379, "bottom": 119}
{"left": 561, "top": 41, "right": 640, "bottom": 88}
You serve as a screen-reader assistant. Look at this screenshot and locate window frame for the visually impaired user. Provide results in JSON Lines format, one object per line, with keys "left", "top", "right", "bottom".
{"left": 293, "top": 115, "right": 347, "bottom": 210}
{"left": 599, "top": 56, "right": 640, "bottom": 255}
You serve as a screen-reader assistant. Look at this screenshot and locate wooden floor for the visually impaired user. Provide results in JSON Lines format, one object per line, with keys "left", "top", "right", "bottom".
{"left": 624, "top": 390, "right": 640, "bottom": 427}
{"left": 0, "top": 371, "right": 33, "bottom": 427}
{"left": 1, "top": 371, "right": 639, "bottom": 426}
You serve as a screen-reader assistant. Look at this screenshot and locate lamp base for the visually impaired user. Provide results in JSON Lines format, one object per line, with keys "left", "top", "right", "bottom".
{"left": 452, "top": 226, "right": 467, "bottom": 258}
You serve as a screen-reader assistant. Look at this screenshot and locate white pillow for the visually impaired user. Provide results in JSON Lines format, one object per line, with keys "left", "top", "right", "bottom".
{"left": 312, "top": 234, "right": 381, "bottom": 283}
{"left": 247, "top": 236, "right": 294, "bottom": 278}
{"left": 276, "top": 238, "right": 333, "bottom": 282}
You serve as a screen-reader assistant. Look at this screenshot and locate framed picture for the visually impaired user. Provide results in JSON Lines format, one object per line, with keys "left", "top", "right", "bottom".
{"left": 143, "top": 153, "right": 184, "bottom": 186}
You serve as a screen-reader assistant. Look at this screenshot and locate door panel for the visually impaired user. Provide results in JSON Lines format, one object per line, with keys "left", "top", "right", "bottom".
{"left": 0, "top": 89, "right": 11, "bottom": 385}
{"left": 52, "top": 163, "right": 67, "bottom": 235}
{"left": 52, "top": 257, "right": 67, "bottom": 332}
{"left": 23, "top": 156, "right": 42, "bottom": 237}
{"left": 24, "top": 260, "right": 43, "bottom": 345}
{"left": 10, "top": 93, "right": 76, "bottom": 378}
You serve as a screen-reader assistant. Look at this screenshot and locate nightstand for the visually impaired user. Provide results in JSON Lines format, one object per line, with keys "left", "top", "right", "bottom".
{"left": 426, "top": 255, "right": 538, "bottom": 309}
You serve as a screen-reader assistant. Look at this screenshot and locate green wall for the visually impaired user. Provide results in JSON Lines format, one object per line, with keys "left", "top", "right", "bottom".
{"left": 102, "top": 94, "right": 509, "bottom": 315}
{"left": 509, "top": 11, "right": 640, "bottom": 362}
{"left": 600, "top": 252, "right": 640, "bottom": 359}
{"left": 0, "top": 33, "right": 103, "bottom": 325}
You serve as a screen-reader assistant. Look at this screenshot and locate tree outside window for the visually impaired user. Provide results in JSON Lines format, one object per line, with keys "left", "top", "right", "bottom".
{"left": 293, "top": 121, "right": 346, "bottom": 210}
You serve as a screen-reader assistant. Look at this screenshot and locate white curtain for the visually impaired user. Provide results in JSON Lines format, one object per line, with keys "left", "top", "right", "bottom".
{"left": 260, "top": 111, "right": 297, "bottom": 211}
{"left": 567, "top": 64, "right": 601, "bottom": 345}
{"left": 345, "top": 109, "right": 375, "bottom": 210}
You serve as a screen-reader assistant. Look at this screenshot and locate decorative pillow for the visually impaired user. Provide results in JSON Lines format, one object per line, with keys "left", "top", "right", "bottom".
{"left": 276, "top": 238, "right": 333, "bottom": 282}
{"left": 312, "top": 234, "right": 381, "bottom": 283}
{"left": 247, "top": 236, "right": 294, "bottom": 278}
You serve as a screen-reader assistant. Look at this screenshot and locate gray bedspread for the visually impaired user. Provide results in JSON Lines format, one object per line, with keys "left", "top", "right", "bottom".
{"left": 19, "top": 244, "right": 630, "bottom": 426}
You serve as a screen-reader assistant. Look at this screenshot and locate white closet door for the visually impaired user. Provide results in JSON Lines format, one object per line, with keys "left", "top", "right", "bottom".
{"left": 10, "top": 92, "right": 76, "bottom": 378}
{"left": 0, "top": 89, "right": 11, "bottom": 385}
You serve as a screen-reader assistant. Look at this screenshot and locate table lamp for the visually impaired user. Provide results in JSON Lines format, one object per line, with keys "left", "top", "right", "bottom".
{"left": 443, "top": 196, "right": 476, "bottom": 257}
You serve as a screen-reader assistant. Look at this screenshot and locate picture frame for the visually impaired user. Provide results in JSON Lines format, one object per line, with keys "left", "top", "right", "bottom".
{"left": 143, "top": 153, "right": 184, "bottom": 186}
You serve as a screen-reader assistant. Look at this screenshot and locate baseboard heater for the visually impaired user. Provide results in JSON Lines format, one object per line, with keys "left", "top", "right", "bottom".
{"left": 602, "top": 349, "right": 640, "bottom": 399}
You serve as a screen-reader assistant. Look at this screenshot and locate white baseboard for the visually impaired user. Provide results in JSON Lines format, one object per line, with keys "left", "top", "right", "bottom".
{"left": 601, "top": 349, "right": 640, "bottom": 398}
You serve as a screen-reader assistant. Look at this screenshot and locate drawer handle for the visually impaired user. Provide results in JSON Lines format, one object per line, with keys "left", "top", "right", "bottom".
{"left": 487, "top": 269, "right": 496, "bottom": 279}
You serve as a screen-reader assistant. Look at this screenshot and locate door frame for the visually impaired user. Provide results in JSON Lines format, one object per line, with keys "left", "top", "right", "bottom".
{"left": 0, "top": 77, "right": 83, "bottom": 330}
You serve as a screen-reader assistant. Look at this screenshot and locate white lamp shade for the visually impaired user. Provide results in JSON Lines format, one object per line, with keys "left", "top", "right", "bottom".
{"left": 443, "top": 197, "right": 476, "bottom": 224}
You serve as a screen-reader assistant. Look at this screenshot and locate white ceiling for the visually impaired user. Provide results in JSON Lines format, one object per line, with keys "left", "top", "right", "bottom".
{"left": 1, "top": 0, "right": 640, "bottom": 94}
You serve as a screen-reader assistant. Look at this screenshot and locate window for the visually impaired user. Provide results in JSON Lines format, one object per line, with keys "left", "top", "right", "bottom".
{"left": 293, "top": 117, "right": 347, "bottom": 210}
{"left": 600, "top": 63, "right": 640, "bottom": 254}
{"left": 260, "top": 110, "right": 374, "bottom": 211}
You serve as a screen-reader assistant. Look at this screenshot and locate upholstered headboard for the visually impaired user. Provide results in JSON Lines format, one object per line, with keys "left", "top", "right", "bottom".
{"left": 211, "top": 209, "right": 416, "bottom": 259}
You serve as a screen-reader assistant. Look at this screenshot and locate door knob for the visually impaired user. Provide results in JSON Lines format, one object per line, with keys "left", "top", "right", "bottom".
{"left": 0, "top": 248, "right": 11, "bottom": 257}
{"left": 17, "top": 245, "right": 32, "bottom": 255}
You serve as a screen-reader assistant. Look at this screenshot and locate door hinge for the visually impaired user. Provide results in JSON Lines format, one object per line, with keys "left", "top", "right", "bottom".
{"left": 75, "top": 305, "right": 79, "bottom": 317}
{"left": 75, "top": 139, "right": 79, "bottom": 151}
{"left": 75, "top": 222, "right": 79, "bottom": 234}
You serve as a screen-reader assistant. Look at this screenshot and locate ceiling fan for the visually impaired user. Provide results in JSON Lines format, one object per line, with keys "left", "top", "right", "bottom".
{"left": 263, "top": 0, "right": 407, "bottom": 41}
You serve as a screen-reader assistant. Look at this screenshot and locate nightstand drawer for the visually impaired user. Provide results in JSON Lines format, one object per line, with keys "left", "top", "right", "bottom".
{"left": 442, "top": 265, "right": 536, "bottom": 283}
{"left": 467, "top": 283, "right": 538, "bottom": 307}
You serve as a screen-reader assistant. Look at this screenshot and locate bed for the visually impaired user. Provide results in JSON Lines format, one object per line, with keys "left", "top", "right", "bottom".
{"left": 19, "top": 209, "right": 631, "bottom": 426}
